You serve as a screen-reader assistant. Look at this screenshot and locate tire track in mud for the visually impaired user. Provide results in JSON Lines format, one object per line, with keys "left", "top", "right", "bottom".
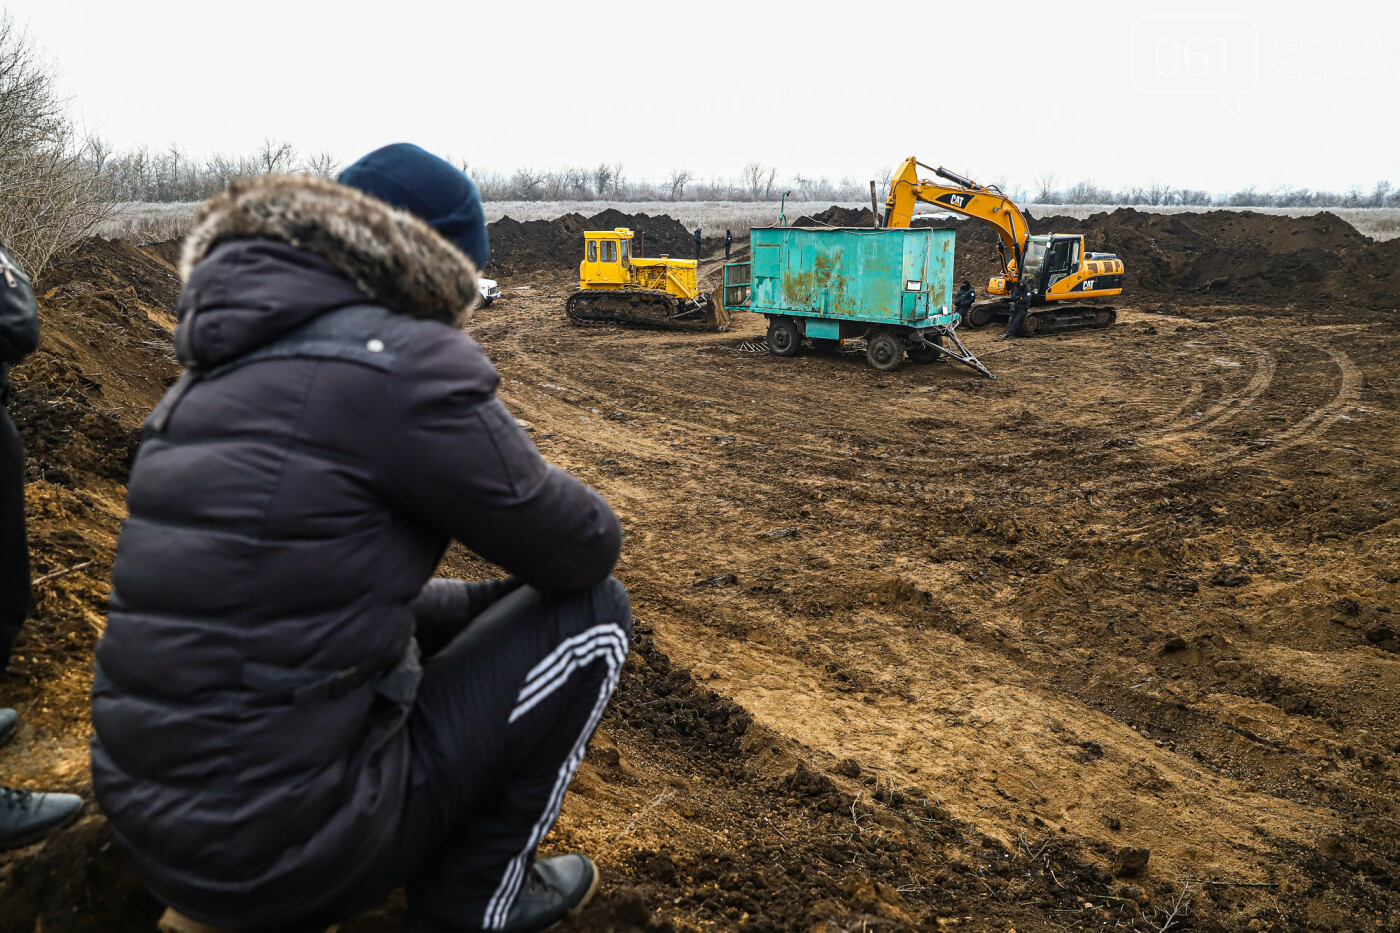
{"left": 1123, "top": 331, "right": 1361, "bottom": 483}
{"left": 1142, "top": 337, "right": 1276, "bottom": 438}
{"left": 1227, "top": 344, "right": 1362, "bottom": 465}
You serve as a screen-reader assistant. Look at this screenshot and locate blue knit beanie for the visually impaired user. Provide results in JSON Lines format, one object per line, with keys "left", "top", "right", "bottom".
{"left": 338, "top": 143, "right": 489, "bottom": 270}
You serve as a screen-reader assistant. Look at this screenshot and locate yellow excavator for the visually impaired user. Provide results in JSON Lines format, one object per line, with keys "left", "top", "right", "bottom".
{"left": 565, "top": 228, "right": 728, "bottom": 331}
{"left": 884, "top": 157, "right": 1122, "bottom": 335}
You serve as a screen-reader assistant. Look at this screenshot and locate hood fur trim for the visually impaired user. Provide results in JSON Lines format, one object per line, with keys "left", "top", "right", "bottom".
{"left": 180, "top": 174, "right": 478, "bottom": 324}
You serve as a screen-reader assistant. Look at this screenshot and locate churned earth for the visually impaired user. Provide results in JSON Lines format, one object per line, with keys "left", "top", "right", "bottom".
{"left": 1, "top": 207, "right": 1397, "bottom": 932}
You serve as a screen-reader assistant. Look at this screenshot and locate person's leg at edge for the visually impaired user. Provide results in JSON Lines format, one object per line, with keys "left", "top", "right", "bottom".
{"left": 0, "top": 409, "right": 30, "bottom": 673}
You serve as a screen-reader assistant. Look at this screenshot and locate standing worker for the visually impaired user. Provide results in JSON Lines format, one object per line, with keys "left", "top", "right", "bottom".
{"left": 1003, "top": 281, "right": 1032, "bottom": 340}
{"left": 0, "top": 241, "right": 84, "bottom": 848}
{"left": 723, "top": 229, "right": 733, "bottom": 260}
{"left": 952, "top": 279, "right": 975, "bottom": 321}
{"left": 91, "top": 145, "right": 631, "bottom": 933}
{"left": 693, "top": 226, "right": 702, "bottom": 263}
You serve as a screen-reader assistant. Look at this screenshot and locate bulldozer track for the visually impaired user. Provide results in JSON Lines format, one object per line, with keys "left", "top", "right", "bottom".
{"left": 566, "top": 289, "right": 725, "bottom": 332}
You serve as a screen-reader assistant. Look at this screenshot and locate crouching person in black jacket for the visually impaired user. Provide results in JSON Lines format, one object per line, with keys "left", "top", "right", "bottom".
{"left": 91, "top": 145, "right": 631, "bottom": 933}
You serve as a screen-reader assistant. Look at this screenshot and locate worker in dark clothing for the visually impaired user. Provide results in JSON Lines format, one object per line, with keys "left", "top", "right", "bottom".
{"left": 91, "top": 145, "right": 629, "bottom": 933}
{"left": 1, "top": 241, "right": 84, "bottom": 849}
{"left": 1003, "top": 281, "right": 1032, "bottom": 340}
{"left": 723, "top": 230, "right": 733, "bottom": 260}
{"left": 952, "top": 279, "right": 975, "bottom": 321}
{"left": 693, "top": 226, "right": 702, "bottom": 263}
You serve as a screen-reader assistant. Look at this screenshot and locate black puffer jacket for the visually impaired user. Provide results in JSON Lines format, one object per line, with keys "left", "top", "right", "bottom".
{"left": 90, "top": 175, "right": 621, "bottom": 924}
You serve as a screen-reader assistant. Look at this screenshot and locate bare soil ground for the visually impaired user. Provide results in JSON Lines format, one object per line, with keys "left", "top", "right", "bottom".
{"left": 1, "top": 208, "right": 1397, "bottom": 932}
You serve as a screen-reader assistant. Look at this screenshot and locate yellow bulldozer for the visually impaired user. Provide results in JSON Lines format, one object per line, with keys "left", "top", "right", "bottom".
{"left": 565, "top": 228, "right": 728, "bottom": 330}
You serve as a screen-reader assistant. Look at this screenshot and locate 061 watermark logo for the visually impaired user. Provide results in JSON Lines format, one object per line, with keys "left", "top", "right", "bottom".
{"left": 1131, "top": 15, "right": 1259, "bottom": 117}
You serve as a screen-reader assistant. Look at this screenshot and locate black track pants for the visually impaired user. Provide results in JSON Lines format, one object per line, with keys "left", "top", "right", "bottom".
{"left": 325, "top": 576, "right": 632, "bottom": 931}
{"left": 1005, "top": 302, "right": 1031, "bottom": 337}
{"left": 0, "top": 409, "right": 28, "bottom": 674}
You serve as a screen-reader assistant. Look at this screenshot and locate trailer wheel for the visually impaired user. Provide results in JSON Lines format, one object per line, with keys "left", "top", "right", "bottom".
{"left": 866, "top": 330, "right": 904, "bottom": 371}
{"left": 907, "top": 334, "right": 943, "bottom": 364}
{"left": 766, "top": 317, "right": 801, "bottom": 357}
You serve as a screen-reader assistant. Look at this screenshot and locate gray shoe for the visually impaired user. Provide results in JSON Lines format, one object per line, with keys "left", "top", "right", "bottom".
{"left": 407, "top": 854, "right": 599, "bottom": 933}
{"left": 0, "top": 786, "right": 83, "bottom": 850}
{"left": 0, "top": 708, "right": 16, "bottom": 746}
{"left": 501, "top": 855, "right": 599, "bottom": 933}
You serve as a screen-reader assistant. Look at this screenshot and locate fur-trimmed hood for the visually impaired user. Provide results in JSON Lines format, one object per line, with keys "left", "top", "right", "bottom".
{"left": 180, "top": 173, "right": 478, "bottom": 325}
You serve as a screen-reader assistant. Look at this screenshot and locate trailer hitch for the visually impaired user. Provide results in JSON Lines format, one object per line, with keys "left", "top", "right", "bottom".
{"left": 912, "top": 326, "right": 996, "bottom": 380}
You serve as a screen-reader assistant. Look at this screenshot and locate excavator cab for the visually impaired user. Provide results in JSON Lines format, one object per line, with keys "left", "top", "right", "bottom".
{"left": 1022, "top": 235, "right": 1083, "bottom": 295}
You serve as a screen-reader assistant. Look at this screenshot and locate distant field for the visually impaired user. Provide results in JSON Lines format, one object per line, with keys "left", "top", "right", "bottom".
{"left": 94, "top": 200, "right": 1400, "bottom": 243}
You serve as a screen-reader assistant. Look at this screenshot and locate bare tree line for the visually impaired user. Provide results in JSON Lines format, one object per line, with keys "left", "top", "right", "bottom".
{"left": 97, "top": 144, "right": 1400, "bottom": 211}
{"left": 1025, "top": 172, "right": 1399, "bottom": 209}
{"left": 459, "top": 160, "right": 796, "bottom": 203}
{"left": 100, "top": 139, "right": 339, "bottom": 203}
{"left": 0, "top": 13, "right": 110, "bottom": 279}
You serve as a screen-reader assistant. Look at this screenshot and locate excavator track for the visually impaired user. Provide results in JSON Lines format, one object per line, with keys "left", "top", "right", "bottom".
{"left": 965, "top": 300, "right": 1115, "bottom": 336}
{"left": 1022, "top": 305, "right": 1116, "bottom": 336}
{"left": 566, "top": 289, "right": 726, "bottom": 331}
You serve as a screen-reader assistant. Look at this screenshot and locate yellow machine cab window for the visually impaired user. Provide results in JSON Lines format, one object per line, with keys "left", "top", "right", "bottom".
{"left": 601, "top": 240, "right": 617, "bottom": 263}
{"left": 587, "top": 240, "right": 598, "bottom": 262}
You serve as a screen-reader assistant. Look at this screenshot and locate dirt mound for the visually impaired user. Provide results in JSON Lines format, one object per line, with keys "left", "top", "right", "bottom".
{"left": 486, "top": 210, "right": 712, "bottom": 276}
{"left": 1025, "top": 207, "right": 1400, "bottom": 311}
{"left": 792, "top": 205, "right": 878, "bottom": 228}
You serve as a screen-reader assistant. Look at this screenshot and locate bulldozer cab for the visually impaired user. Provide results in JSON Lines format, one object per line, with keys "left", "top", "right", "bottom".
{"left": 581, "top": 228, "right": 633, "bottom": 286}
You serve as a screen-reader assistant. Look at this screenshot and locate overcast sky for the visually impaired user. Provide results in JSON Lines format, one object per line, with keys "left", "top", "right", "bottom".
{"left": 7, "top": 0, "right": 1397, "bottom": 194}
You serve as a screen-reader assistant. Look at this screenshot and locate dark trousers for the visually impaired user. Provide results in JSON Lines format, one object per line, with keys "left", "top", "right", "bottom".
{"left": 724, "top": 243, "right": 731, "bottom": 259}
{"left": 0, "top": 409, "right": 28, "bottom": 674}
{"left": 323, "top": 576, "right": 632, "bottom": 931}
{"left": 1005, "top": 301, "right": 1031, "bottom": 337}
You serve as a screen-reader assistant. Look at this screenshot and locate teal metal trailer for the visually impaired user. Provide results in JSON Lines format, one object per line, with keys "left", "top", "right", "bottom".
{"left": 722, "top": 226, "right": 992, "bottom": 377}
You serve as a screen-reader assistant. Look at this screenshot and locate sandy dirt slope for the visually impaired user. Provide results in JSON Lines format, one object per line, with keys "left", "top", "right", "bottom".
{"left": 1, "top": 220, "right": 1397, "bottom": 931}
